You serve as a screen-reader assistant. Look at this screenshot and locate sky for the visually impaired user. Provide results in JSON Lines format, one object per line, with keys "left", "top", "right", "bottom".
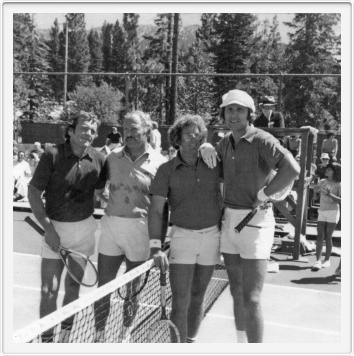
{"left": 33, "top": 13, "right": 296, "bottom": 44}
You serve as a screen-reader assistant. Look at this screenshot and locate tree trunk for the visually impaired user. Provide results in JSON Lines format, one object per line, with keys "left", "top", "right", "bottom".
{"left": 169, "top": 13, "right": 179, "bottom": 124}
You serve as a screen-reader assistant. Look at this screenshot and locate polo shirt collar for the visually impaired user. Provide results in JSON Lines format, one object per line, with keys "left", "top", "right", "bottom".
{"left": 122, "top": 143, "right": 153, "bottom": 160}
{"left": 172, "top": 151, "right": 201, "bottom": 170}
{"left": 229, "top": 126, "right": 257, "bottom": 149}
{"left": 64, "top": 140, "right": 94, "bottom": 160}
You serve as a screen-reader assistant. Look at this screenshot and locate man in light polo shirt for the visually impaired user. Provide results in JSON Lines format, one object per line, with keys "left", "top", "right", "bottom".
{"left": 200, "top": 89, "right": 299, "bottom": 343}
{"left": 94, "top": 110, "right": 167, "bottom": 342}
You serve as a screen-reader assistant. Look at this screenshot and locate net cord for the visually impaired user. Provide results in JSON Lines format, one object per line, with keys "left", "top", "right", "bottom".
{"left": 13, "top": 259, "right": 155, "bottom": 343}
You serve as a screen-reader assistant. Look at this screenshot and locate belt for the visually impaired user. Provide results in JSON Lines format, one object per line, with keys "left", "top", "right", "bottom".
{"left": 174, "top": 225, "right": 218, "bottom": 234}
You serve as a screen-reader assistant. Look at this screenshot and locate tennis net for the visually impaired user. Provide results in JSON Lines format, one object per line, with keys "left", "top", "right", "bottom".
{"left": 13, "top": 259, "right": 229, "bottom": 343}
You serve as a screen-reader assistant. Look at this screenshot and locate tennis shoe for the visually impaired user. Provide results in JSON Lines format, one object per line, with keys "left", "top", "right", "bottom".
{"left": 321, "top": 260, "right": 331, "bottom": 268}
{"left": 312, "top": 261, "right": 322, "bottom": 271}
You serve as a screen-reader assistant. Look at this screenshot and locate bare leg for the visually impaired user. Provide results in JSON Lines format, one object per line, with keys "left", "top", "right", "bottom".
{"left": 241, "top": 258, "right": 267, "bottom": 343}
{"left": 187, "top": 264, "right": 215, "bottom": 340}
{"left": 324, "top": 222, "right": 336, "bottom": 261}
{"left": 316, "top": 221, "right": 326, "bottom": 261}
{"left": 222, "top": 253, "right": 245, "bottom": 332}
{"left": 169, "top": 264, "right": 195, "bottom": 342}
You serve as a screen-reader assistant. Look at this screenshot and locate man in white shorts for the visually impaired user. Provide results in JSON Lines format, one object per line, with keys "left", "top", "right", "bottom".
{"left": 28, "top": 111, "right": 105, "bottom": 342}
{"left": 200, "top": 89, "right": 299, "bottom": 343}
{"left": 94, "top": 111, "right": 166, "bottom": 342}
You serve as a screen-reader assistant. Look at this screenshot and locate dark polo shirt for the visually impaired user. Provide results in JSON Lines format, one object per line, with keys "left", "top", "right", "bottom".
{"left": 30, "top": 141, "right": 106, "bottom": 222}
{"left": 150, "top": 153, "right": 222, "bottom": 230}
{"left": 254, "top": 111, "right": 285, "bottom": 128}
{"left": 216, "top": 128, "right": 290, "bottom": 210}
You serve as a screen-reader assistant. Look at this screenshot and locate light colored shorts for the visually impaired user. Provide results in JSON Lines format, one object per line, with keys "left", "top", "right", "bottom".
{"left": 169, "top": 225, "right": 221, "bottom": 265}
{"left": 318, "top": 210, "right": 340, "bottom": 224}
{"left": 42, "top": 215, "right": 98, "bottom": 259}
{"left": 98, "top": 215, "right": 149, "bottom": 262}
{"left": 220, "top": 207, "right": 275, "bottom": 260}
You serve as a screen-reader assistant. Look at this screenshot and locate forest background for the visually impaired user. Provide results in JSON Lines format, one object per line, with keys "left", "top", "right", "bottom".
{"left": 13, "top": 12, "right": 341, "bottom": 130}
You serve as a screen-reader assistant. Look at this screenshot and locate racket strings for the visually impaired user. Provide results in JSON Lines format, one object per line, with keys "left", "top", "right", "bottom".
{"left": 148, "top": 323, "right": 179, "bottom": 343}
{"left": 66, "top": 253, "right": 97, "bottom": 286}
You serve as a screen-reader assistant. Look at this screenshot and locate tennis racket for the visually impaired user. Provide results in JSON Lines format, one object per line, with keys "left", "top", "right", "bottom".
{"left": 147, "top": 270, "right": 180, "bottom": 343}
{"left": 24, "top": 216, "right": 98, "bottom": 287}
{"left": 234, "top": 174, "right": 294, "bottom": 234}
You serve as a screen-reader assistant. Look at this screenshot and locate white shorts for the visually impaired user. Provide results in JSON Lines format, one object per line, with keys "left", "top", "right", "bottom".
{"left": 220, "top": 207, "right": 275, "bottom": 260}
{"left": 318, "top": 210, "right": 340, "bottom": 224}
{"left": 98, "top": 215, "right": 149, "bottom": 262}
{"left": 169, "top": 225, "right": 221, "bottom": 265}
{"left": 42, "top": 216, "right": 98, "bottom": 259}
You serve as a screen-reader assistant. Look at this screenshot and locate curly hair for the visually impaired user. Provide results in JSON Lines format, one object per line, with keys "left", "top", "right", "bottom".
{"left": 168, "top": 114, "right": 208, "bottom": 149}
{"left": 327, "top": 162, "right": 341, "bottom": 182}
{"left": 65, "top": 111, "right": 101, "bottom": 140}
{"left": 220, "top": 107, "right": 256, "bottom": 124}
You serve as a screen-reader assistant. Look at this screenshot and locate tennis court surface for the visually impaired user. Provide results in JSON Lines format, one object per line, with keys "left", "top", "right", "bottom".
{"left": 11, "top": 208, "right": 347, "bottom": 349}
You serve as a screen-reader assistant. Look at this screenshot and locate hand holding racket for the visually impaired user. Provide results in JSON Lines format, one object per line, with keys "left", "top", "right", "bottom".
{"left": 24, "top": 216, "right": 98, "bottom": 287}
{"left": 234, "top": 176, "right": 294, "bottom": 234}
{"left": 147, "top": 270, "right": 180, "bottom": 343}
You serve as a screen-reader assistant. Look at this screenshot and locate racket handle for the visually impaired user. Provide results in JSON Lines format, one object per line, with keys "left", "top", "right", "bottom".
{"left": 25, "top": 216, "right": 45, "bottom": 236}
{"left": 160, "top": 270, "right": 167, "bottom": 287}
{"left": 234, "top": 208, "right": 259, "bottom": 234}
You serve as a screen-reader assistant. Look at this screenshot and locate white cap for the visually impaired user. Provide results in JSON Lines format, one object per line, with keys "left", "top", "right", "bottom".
{"left": 220, "top": 89, "right": 256, "bottom": 113}
{"left": 320, "top": 153, "right": 330, "bottom": 159}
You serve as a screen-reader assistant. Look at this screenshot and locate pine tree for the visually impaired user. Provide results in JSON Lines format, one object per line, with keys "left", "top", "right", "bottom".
{"left": 13, "top": 13, "right": 51, "bottom": 119}
{"left": 46, "top": 18, "right": 64, "bottom": 102}
{"left": 101, "top": 21, "right": 113, "bottom": 83}
{"left": 65, "top": 13, "right": 91, "bottom": 92}
{"left": 111, "top": 20, "right": 126, "bottom": 91}
{"left": 208, "top": 13, "right": 258, "bottom": 118}
{"left": 87, "top": 28, "right": 103, "bottom": 85}
{"left": 283, "top": 13, "right": 340, "bottom": 128}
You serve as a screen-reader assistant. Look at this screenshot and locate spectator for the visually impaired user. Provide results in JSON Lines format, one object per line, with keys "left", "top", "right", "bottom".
{"left": 13, "top": 151, "right": 32, "bottom": 201}
{"left": 312, "top": 162, "right": 341, "bottom": 271}
{"left": 168, "top": 146, "right": 177, "bottom": 160}
{"left": 253, "top": 95, "right": 285, "bottom": 128}
{"left": 149, "top": 115, "right": 223, "bottom": 343}
{"left": 44, "top": 143, "right": 53, "bottom": 150}
{"left": 199, "top": 89, "right": 299, "bottom": 343}
{"left": 316, "top": 153, "right": 330, "bottom": 180}
{"left": 94, "top": 111, "right": 167, "bottom": 343}
{"left": 150, "top": 121, "right": 162, "bottom": 152}
{"left": 106, "top": 126, "right": 122, "bottom": 148}
{"left": 28, "top": 111, "right": 105, "bottom": 342}
{"left": 285, "top": 135, "right": 301, "bottom": 158}
{"left": 321, "top": 131, "right": 338, "bottom": 162}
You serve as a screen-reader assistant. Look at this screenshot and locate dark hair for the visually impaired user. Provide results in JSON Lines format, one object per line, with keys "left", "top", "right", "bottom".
{"left": 152, "top": 121, "right": 159, "bottom": 129}
{"left": 18, "top": 150, "right": 25, "bottom": 156}
{"left": 168, "top": 114, "right": 208, "bottom": 149}
{"left": 327, "top": 131, "right": 335, "bottom": 138}
{"left": 220, "top": 107, "right": 255, "bottom": 124}
{"left": 65, "top": 111, "right": 101, "bottom": 140}
{"left": 327, "top": 162, "right": 341, "bottom": 182}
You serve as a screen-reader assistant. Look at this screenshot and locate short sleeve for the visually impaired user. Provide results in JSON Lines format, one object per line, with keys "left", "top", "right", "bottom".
{"left": 149, "top": 161, "right": 170, "bottom": 198}
{"left": 29, "top": 151, "right": 54, "bottom": 191}
{"left": 96, "top": 159, "right": 109, "bottom": 189}
{"left": 259, "top": 133, "right": 289, "bottom": 170}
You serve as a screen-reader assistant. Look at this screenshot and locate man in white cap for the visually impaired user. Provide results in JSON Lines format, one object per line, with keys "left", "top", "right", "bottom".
{"left": 199, "top": 89, "right": 299, "bottom": 343}
{"left": 254, "top": 95, "right": 284, "bottom": 128}
{"left": 316, "top": 153, "right": 330, "bottom": 180}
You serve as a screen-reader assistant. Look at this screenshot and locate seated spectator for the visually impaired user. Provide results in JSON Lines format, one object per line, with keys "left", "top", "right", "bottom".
{"left": 44, "top": 143, "right": 53, "bottom": 150}
{"left": 321, "top": 131, "right": 338, "bottom": 162}
{"left": 254, "top": 96, "right": 285, "bottom": 128}
{"left": 316, "top": 153, "right": 330, "bottom": 180}
{"left": 30, "top": 142, "right": 44, "bottom": 163}
{"left": 106, "top": 126, "right": 122, "bottom": 148}
{"left": 13, "top": 151, "right": 32, "bottom": 201}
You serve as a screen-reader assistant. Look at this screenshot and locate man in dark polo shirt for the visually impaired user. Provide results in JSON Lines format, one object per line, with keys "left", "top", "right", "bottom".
{"left": 149, "top": 115, "right": 223, "bottom": 343}
{"left": 200, "top": 89, "right": 299, "bottom": 343}
{"left": 254, "top": 95, "right": 285, "bottom": 128}
{"left": 28, "top": 111, "right": 105, "bottom": 342}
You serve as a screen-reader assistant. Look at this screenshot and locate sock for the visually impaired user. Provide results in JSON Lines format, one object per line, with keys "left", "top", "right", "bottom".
{"left": 186, "top": 337, "right": 196, "bottom": 343}
{"left": 236, "top": 330, "right": 247, "bottom": 343}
